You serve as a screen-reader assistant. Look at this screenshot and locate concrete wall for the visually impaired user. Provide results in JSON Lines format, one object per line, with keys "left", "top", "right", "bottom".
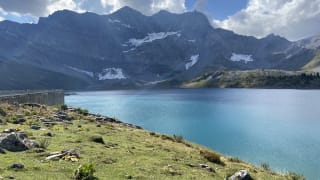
{"left": 0, "top": 90, "right": 64, "bottom": 106}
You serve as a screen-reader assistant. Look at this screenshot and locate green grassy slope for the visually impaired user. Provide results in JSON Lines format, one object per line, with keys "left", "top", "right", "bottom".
{"left": 0, "top": 104, "right": 303, "bottom": 179}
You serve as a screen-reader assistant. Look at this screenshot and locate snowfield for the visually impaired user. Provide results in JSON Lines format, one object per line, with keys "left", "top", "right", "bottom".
{"left": 127, "top": 32, "right": 181, "bottom": 47}
{"left": 108, "top": 18, "right": 132, "bottom": 28}
{"left": 67, "top": 66, "right": 94, "bottom": 78}
{"left": 230, "top": 53, "right": 254, "bottom": 64}
{"left": 98, "top": 68, "right": 127, "bottom": 80}
{"left": 185, "top": 54, "right": 199, "bottom": 70}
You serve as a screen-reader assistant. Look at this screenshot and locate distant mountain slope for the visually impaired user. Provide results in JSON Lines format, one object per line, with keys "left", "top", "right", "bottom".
{"left": 297, "top": 34, "right": 320, "bottom": 50}
{"left": 0, "top": 6, "right": 317, "bottom": 90}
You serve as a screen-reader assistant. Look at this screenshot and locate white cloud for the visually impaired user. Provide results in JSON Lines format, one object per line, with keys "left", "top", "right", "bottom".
{"left": 0, "top": 7, "right": 7, "bottom": 15}
{"left": 101, "top": 0, "right": 186, "bottom": 15}
{"left": 0, "top": 0, "right": 186, "bottom": 20}
{"left": 0, "top": 0, "right": 80, "bottom": 17}
{"left": 214, "top": 0, "right": 320, "bottom": 40}
{"left": 47, "top": 0, "right": 80, "bottom": 15}
{"left": 0, "top": 16, "right": 3, "bottom": 21}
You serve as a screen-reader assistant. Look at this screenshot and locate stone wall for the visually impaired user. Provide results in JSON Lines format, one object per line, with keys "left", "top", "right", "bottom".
{"left": 0, "top": 90, "right": 64, "bottom": 106}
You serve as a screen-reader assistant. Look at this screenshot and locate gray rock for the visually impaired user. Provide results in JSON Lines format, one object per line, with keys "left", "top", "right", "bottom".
{"left": 0, "top": 132, "right": 38, "bottom": 152}
{"left": 16, "top": 114, "right": 24, "bottom": 119}
{"left": 0, "top": 119, "right": 7, "bottom": 125}
{"left": 55, "top": 112, "right": 69, "bottom": 120}
{"left": 229, "top": 170, "right": 252, "bottom": 180}
{"left": 44, "top": 132, "right": 53, "bottom": 137}
{"left": 34, "top": 148, "right": 45, "bottom": 153}
{"left": 0, "top": 147, "right": 5, "bottom": 154}
{"left": 199, "top": 164, "right": 215, "bottom": 172}
{"left": 13, "top": 118, "right": 25, "bottom": 124}
{"left": 6, "top": 175, "right": 15, "bottom": 179}
{"left": 3, "top": 128, "right": 16, "bottom": 133}
{"left": 95, "top": 117, "right": 104, "bottom": 121}
{"left": 30, "top": 125, "right": 41, "bottom": 130}
{"left": 9, "top": 163, "right": 24, "bottom": 170}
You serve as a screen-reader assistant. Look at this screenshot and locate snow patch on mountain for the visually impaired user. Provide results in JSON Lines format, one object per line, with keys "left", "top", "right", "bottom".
{"left": 145, "top": 79, "right": 169, "bottom": 85}
{"left": 98, "top": 68, "right": 127, "bottom": 80}
{"left": 230, "top": 53, "right": 254, "bottom": 64}
{"left": 108, "top": 18, "right": 121, "bottom": 23}
{"left": 108, "top": 18, "right": 132, "bottom": 28}
{"left": 185, "top": 54, "right": 199, "bottom": 70}
{"left": 127, "top": 32, "right": 181, "bottom": 47}
{"left": 67, "top": 66, "right": 94, "bottom": 78}
{"left": 122, "top": 48, "right": 135, "bottom": 53}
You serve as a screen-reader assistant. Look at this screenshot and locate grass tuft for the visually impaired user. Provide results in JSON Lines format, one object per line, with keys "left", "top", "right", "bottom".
{"left": 89, "top": 135, "right": 105, "bottom": 144}
{"left": 0, "top": 107, "right": 7, "bottom": 116}
{"left": 261, "top": 162, "right": 270, "bottom": 171}
{"left": 37, "top": 138, "right": 51, "bottom": 149}
{"left": 200, "top": 149, "right": 224, "bottom": 165}
{"left": 74, "top": 163, "right": 98, "bottom": 180}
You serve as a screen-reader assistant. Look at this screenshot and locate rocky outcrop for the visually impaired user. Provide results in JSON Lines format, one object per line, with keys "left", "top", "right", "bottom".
{"left": 229, "top": 170, "right": 252, "bottom": 180}
{"left": 0, "top": 132, "right": 37, "bottom": 152}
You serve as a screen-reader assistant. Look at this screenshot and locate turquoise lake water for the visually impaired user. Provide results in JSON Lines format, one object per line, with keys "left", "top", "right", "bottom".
{"left": 66, "top": 89, "right": 320, "bottom": 179}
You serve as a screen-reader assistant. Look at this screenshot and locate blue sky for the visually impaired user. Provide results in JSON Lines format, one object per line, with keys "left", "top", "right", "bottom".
{"left": 185, "top": 0, "right": 248, "bottom": 20}
{"left": 0, "top": 0, "right": 319, "bottom": 40}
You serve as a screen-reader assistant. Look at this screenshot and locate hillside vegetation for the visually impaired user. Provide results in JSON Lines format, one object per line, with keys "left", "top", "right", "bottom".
{"left": 182, "top": 70, "right": 320, "bottom": 89}
{"left": 0, "top": 103, "right": 303, "bottom": 179}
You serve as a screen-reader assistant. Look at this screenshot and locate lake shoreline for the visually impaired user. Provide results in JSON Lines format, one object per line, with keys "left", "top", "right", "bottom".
{"left": 66, "top": 89, "right": 320, "bottom": 179}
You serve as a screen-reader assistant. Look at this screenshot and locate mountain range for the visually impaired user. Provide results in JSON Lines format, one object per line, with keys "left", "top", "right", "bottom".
{"left": 0, "top": 6, "right": 319, "bottom": 90}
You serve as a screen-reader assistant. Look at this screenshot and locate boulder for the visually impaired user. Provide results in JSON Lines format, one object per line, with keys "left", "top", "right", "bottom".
{"left": 55, "top": 112, "right": 69, "bottom": 120}
{"left": 95, "top": 117, "right": 104, "bottom": 121}
{"left": 3, "top": 128, "right": 16, "bottom": 133}
{"left": 0, "top": 132, "right": 37, "bottom": 152}
{"left": 13, "top": 118, "right": 25, "bottom": 124}
{"left": 0, "top": 119, "right": 7, "bottom": 125}
{"left": 9, "top": 163, "right": 24, "bottom": 170}
{"left": 229, "top": 170, "right": 252, "bottom": 180}
{"left": 24, "top": 103, "right": 41, "bottom": 108}
{"left": 30, "top": 125, "right": 41, "bottom": 130}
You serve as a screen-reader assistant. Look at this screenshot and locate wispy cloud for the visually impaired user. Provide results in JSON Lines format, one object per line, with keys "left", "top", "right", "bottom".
{"left": 213, "top": 0, "right": 320, "bottom": 40}
{"left": 192, "top": 0, "right": 207, "bottom": 11}
{"left": 101, "top": 0, "right": 186, "bottom": 15}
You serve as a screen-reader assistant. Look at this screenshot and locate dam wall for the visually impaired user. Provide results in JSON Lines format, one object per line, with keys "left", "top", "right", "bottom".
{"left": 0, "top": 90, "right": 64, "bottom": 106}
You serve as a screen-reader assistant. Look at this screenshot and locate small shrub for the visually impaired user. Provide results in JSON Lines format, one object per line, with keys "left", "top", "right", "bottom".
{"left": 89, "top": 135, "right": 105, "bottom": 144}
{"left": 24, "top": 110, "right": 31, "bottom": 116}
{"left": 74, "top": 163, "right": 98, "bottom": 180}
{"left": 25, "top": 131, "right": 34, "bottom": 137}
{"left": 200, "top": 149, "right": 224, "bottom": 165}
{"left": 261, "top": 162, "right": 270, "bottom": 171}
{"left": 149, "top": 132, "right": 156, "bottom": 136}
{"left": 149, "top": 132, "right": 159, "bottom": 137}
{"left": 162, "top": 165, "right": 182, "bottom": 176}
{"left": 37, "top": 138, "right": 51, "bottom": 149}
{"left": 61, "top": 104, "right": 68, "bottom": 111}
{"left": 173, "top": 135, "right": 184, "bottom": 143}
{"left": 76, "top": 108, "right": 89, "bottom": 116}
{"left": 228, "top": 157, "right": 242, "bottom": 163}
{"left": 288, "top": 172, "right": 305, "bottom": 180}
{"left": 0, "top": 107, "right": 7, "bottom": 117}
{"left": 160, "top": 134, "right": 175, "bottom": 142}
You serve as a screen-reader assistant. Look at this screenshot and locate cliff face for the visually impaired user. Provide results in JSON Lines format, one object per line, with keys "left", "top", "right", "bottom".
{"left": 0, "top": 103, "right": 303, "bottom": 179}
{"left": 0, "top": 7, "right": 316, "bottom": 90}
